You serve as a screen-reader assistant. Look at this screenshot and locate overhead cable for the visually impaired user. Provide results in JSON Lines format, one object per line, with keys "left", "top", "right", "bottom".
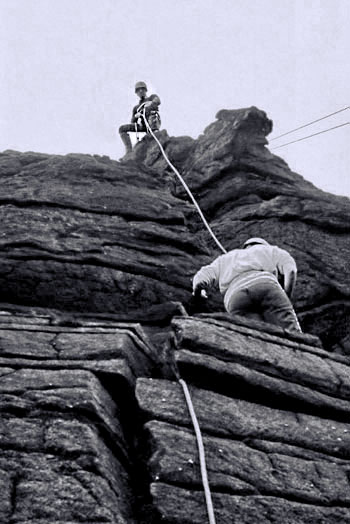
{"left": 271, "top": 122, "right": 349, "bottom": 150}
{"left": 270, "top": 106, "right": 349, "bottom": 141}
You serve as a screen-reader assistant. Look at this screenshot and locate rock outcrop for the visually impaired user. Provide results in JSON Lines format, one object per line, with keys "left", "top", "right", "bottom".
{"left": 1, "top": 106, "right": 349, "bottom": 351}
{"left": 1, "top": 309, "right": 350, "bottom": 523}
{"left": 137, "top": 315, "right": 350, "bottom": 523}
{"left": 0, "top": 310, "right": 159, "bottom": 523}
{"left": 0, "top": 106, "right": 350, "bottom": 522}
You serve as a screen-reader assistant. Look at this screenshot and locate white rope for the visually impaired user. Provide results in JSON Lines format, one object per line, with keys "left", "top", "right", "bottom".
{"left": 141, "top": 109, "right": 302, "bottom": 332}
{"left": 141, "top": 109, "right": 227, "bottom": 255}
{"left": 179, "top": 379, "right": 217, "bottom": 524}
{"left": 139, "top": 108, "right": 306, "bottom": 524}
{"left": 140, "top": 107, "right": 218, "bottom": 522}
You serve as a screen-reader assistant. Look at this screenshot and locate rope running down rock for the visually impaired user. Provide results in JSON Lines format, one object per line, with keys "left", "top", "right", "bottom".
{"left": 141, "top": 108, "right": 227, "bottom": 255}
{"left": 179, "top": 378, "right": 217, "bottom": 524}
{"left": 142, "top": 108, "right": 218, "bottom": 524}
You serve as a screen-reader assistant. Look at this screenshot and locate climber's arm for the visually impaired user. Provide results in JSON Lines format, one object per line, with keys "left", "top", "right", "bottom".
{"left": 192, "top": 261, "right": 219, "bottom": 297}
{"left": 276, "top": 248, "right": 297, "bottom": 299}
{"left": 144, "top": 94, "right": 161, "bottom": 112}
{"left": 283, "top": 267, "right": 297, "bottom": 299}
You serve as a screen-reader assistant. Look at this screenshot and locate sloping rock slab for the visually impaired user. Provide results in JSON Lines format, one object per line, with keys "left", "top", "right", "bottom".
{"left": 145, "top": 420, "right": 350, "bottom": 505}
{"left": 172, "top": 316, "right": 350, "bottom": 417}
{"left": 137, "top": 378, "right": 350, "bottom": 523}
{"left": 151, "top": 482, "right": 350, "bottom": 524}
{"left": 136, "top": 379, "right": 350, "bottom": 461}
{"left": 0, "top": 321, "right": 157, "bottom": 382}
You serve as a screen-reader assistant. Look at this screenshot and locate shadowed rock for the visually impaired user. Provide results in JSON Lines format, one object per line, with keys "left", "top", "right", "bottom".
{"left": 1, "top": 106, "right": 349, "bottom": 351}
{"left": 0, "top": 106, "right": 350, "bottom": 523}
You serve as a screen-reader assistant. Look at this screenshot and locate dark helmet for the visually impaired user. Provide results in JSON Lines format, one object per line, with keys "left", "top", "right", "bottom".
{"left": 135, "top": 81, "right": 147, "bottom": 92}
{"left": 243, "top": 237, "right": 270, "bottom": 248}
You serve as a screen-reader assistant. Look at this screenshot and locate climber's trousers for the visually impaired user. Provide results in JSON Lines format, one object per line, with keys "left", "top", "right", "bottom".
{"left": 227, "top": 281, "right": 301, "bottom": 332}
{"left": 118, "top": 124, "right": 146, "bottom": 153}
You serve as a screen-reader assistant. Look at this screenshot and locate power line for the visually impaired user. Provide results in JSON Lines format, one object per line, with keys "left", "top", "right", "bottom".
{"left": 269, "top": 106, "right": 349, "bottom": 141}
{"left": 271, "top": 122, "right": 349, "bottom": 150}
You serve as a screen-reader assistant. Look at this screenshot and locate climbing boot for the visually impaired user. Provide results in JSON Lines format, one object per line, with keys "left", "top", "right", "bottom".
{"left": 119, "top": 151, "right": 134, "bottom": 163}
{"left": 119, "top": 130, "right": 133, "bottom": 154}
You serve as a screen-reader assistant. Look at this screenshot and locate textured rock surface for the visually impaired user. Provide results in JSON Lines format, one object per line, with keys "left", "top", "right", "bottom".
{"left": 0, "top": 106, "right": 350, "bottom": 522}
{"left": 0, "top": 313, "right": 158, "bottom": 524}
{"left": 151, "top": 483, "right": 350, "bottom": 524}
{"left": 136, "top": 315, "right": 350, "bottom": 523}
{"left": 0, "top": 150, "right": 209, "bottom": 316}
{"left": 1, "top": 310, "right": 350, "bottom": 522}
{"left": 1, "top": 107, "right": 349, "bottom": 350}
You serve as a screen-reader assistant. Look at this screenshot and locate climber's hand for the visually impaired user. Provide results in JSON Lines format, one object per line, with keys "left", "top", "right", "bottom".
{"left": 193, "top": 285, "right": 208, "bottom": 299}
{"left": 144, "top": 102, "right": 152, "bottom": 108}
{"left": 135, "top": 112, "right": 142, "bottom": 118}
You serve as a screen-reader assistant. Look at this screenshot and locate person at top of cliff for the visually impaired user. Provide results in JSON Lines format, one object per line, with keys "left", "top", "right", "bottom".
{"left": 118, "top": 81, "right": 161, "bottom": 160}
{"left": 192, "top": 237, "right": 302, "bottom": 333}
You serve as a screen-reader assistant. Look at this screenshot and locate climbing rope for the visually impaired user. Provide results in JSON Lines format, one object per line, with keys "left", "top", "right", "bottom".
{"left": 141, "top": 107, "right": 219, "bottom": 523}
{"left": 141, "top": 108, "right": 227, "bottom": 255}
{"left": 140, "top": 109, "right": 309, "bottom": 524}
{"left": 179, "top": 379, "right": 217, "bottom": 524}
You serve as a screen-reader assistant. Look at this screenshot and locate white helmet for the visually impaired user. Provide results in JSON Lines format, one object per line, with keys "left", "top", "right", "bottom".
{"left": 243, "top": 237, "right": 270, "bottom": 248}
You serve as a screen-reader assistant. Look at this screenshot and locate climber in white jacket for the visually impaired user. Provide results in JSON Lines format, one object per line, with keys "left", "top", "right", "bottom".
{"left": 192, "top": 237, "right": 301, "bottom": 332}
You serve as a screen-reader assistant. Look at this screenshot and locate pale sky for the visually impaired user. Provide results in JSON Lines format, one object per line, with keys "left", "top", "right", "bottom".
{"left": 1, "top": 0, "right": 349, "bottom": 196}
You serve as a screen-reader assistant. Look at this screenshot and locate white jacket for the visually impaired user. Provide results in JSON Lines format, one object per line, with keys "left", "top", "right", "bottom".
{"left": 193, "top": 244, "right": 297, "bottom": 312}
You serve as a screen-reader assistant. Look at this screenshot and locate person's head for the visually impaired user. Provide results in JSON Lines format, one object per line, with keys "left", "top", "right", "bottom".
{"left": 242, "top": 237, "right": 270, "bottom": 249}
{"left": 135, "top": 81, "right": 147, "bottom": 99}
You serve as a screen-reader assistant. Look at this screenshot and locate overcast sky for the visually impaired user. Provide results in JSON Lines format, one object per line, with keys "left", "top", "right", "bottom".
{"left": 1, "top": 0, "right": 349, "bottom": 196}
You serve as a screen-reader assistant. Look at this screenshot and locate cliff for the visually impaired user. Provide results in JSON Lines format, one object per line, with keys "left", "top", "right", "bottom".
{"left": 0, "top": 106, "right": 349, "bottom": 523}
{"left": 1, "top": 107, "right": 349, "bottom": 350}
{"left": 1, "top": 310, "right": 350, "bottom": 523}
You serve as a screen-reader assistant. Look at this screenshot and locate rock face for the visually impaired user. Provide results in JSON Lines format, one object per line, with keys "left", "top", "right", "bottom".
{"left": 0, "top": 310, "right": 158, "bottom": 523}
{"left": 1, "top": 106, "right": 349, "bottom": 351}
{"left": 0, "top": 106, "right": 350, "bottom": 522}
{"left": 137, "top": 315, "right": 350, "bottom": 523}
{"left": 0, "top": 150, "right": 209, "bottom": 315}
{"left": 2, "top": 309, "right": 350, "bottom": 523}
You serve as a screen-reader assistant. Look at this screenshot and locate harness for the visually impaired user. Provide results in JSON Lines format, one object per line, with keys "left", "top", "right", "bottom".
{"left": 135, "top": 101, "right": 161, "bottom": 141}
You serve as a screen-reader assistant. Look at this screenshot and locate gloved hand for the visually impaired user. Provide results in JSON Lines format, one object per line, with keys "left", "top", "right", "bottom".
{"left": 135, "top": 112, "right": 142, "bottom": 118}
